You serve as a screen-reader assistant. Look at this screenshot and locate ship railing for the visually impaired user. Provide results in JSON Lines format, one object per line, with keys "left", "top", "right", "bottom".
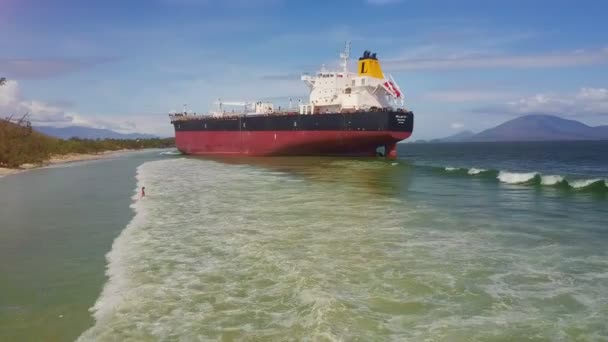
{"left": 170, "top": 111, "right": 302, "bottom": 121}
{"left": 169, "top": 108, "right": 411, "bottom": 122}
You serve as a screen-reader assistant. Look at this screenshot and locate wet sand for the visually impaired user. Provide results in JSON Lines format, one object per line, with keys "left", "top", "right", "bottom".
{"left": 0, "top": 149, "right": 133, "bottom": 178}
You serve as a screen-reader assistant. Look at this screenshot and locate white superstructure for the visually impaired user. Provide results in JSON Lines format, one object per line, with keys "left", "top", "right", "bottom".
{"left": 299, "top": 41, "right": 405, "bottom": 114}
{"left": 170, "top": 42, "right": 407, "bottom": 119}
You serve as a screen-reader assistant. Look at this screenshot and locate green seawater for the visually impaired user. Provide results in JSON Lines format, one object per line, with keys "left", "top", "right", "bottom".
{"left": 0, "top": 152, "right": 159, "bottom": 341}
{"left": 1, "top": 143, "right": 607, "bottom": 341}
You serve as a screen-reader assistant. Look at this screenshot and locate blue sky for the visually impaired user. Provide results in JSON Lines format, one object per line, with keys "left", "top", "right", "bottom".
{"left": 1, "top": 0, "right": 607, "bottom": 138}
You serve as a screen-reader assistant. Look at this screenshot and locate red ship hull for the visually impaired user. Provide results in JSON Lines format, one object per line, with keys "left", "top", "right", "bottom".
{"left": 175, "top": 130, "right": 411, "bottom": 157}
{"left": 172, "top": 111, "right": 414, "bottom": 158}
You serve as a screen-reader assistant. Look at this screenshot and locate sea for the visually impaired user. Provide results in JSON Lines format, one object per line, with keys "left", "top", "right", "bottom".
{"left": 0, "top": 142, "right": 607, "bottom": 341}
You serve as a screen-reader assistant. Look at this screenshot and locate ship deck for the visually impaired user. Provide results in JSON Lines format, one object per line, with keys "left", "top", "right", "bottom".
{"left": 169, "top": 108, "right": 411, "bottom": 123}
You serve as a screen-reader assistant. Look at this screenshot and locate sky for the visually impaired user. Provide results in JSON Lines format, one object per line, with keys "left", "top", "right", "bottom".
{"left": 1, "top": 0, "right": 607, "bottom": 139}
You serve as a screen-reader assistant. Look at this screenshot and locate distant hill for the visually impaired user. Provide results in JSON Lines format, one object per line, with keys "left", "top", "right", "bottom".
{"left": 34, "top": 125, "right": 157, "bottom": 140}
{"left": 469, "top": 115, "right": 608, "bottom": 142}
{"left": 437, "top": 130, "right": 476, "bottom": 142}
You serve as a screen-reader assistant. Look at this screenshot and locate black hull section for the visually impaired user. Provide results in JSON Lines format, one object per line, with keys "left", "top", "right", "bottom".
{"left": 173, "top": 110, "right": 414, "bottom": 133}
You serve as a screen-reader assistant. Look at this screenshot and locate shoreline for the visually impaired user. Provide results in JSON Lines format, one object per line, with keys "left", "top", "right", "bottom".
{"left": 0, "top": 149, "right": 145, "bottom": 178}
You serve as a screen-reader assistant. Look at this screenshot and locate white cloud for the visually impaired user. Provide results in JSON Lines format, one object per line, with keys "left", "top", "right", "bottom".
{"left": 450, "top": 122, "right": 465, "bottom": 129}
{"left": 482, "top": 87, "right": 608, "bottom": 117}
{"left": 384, "top": 48, "right": 608, "bottom": 71}
{"left": 0, "top": 80, "right": 71, "bottom": 123}
{"left": 423, "top": 90, "right": 518, "bottom": 103}
{"left": 0, "top": 79, "right": 20, "bottom": 107}
{"left": 506, "top": 94, "right": 574, "bottom": 115}
{"left": 0, "top": 80, "right": 165, "bottom": 134}
{"left": 577, "top": 87, "right": 608, "bottom": 101}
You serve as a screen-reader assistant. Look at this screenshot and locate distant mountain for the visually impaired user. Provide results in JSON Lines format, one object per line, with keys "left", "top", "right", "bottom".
{"left": 437, "top": 130, "right": 476, "bottom": 142}
{"left": 34, "top": 126, "right": 157, "bottom": 140}
{"left": 469, "top": 115, "right": 608, "bottom": 142}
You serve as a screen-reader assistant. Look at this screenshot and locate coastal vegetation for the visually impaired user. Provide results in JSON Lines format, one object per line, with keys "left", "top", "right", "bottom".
{"left": 0, "top": 117, "right": 174, "bottom": 168}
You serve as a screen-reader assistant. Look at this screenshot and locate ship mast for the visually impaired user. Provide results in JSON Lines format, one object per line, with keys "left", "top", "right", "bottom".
{"left": 340, "top": 40, "right": 351, "bottom": 74}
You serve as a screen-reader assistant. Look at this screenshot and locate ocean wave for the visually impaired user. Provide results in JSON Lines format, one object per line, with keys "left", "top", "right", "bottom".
{"left": 497, "top": 171, "right": 539, "bottom": 184}
{"left": 570, "top": 178, "right": 606, "bottom": 189}
{"left": 437, "top": 165, "right": 606, "bottom": 193}
{"left": 540, "top": 175, "right": 565, "bottom": 186}
{"left": 467, "top": 168, "right": 487, "bottom": 175}
{"left": 78, "top": 164, "right": 148, "bottom": 341}
{"left": 443, "top": 167, "right": 493, "bottom": 176}
{"left": 497, "top": 171, "right": 607, "bottom": 191}
{"left": 108, "top": 171, "right": 147, "bottom": 308}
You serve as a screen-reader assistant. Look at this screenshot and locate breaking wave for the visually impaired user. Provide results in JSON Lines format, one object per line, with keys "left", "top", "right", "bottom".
{"left": 467, "top": 168, "right": 487, "bottom": 175}
{"left": 540, "top": 175, "right": 565, "bottom": 186}
{"left": 496, "top": 171, "right": 606, "bottom": 191}
{"left": 497, "top": 171, "right": 539, "bottom": 184}
{"left": 439, "top": 166, "right": 606, "bottom": 193}
{"left": 444, "top": 167, "right": 494, "bottom": 176}
{"left": 570, "top": 178, "right": 607, "bottom": 190}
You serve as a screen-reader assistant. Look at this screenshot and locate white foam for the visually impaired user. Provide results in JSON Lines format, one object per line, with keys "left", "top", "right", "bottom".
{"left": 160, "top": 150, "right": 181, "bottom": 155}
{"left": 77, "top": 158, "right": 607, "bottom": 340}
{"left": 86, "top": 164, "right": 149, "bottom": 326}
{"left": 570, "top": 178, "right": 605, "bottom": 189}
{"left": 467, "top": 168, "right": 486, "bottom": 175}
{"left": 80, "top": 158, "right": 368, "bottom": 340}
{"left": 497, "top": 171, "right": 538, "bottom": 184}
{"left": 445, "top": 167, "right": 460, "bottom": 171}
{"left": 540, "top": 175, "right": 565, "bottom": 185}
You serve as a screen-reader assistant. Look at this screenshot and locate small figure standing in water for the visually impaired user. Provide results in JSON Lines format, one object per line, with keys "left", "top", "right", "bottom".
{"left": 141, "top": 186, "right": 146, "bottom": 198}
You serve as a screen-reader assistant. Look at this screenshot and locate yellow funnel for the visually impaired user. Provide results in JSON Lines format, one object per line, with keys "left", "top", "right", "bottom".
{"left": 357, "top": 50, "right": 385, "bottom": 79}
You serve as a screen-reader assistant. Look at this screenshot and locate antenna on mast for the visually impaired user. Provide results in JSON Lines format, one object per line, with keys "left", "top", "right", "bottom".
{"left": 340, "top": 40, "right": 351, "bottom": 73}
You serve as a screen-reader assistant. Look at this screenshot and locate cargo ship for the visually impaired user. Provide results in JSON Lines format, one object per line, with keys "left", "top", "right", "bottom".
{"left": 169, "top": 42, "right": 414, "bottom": 159}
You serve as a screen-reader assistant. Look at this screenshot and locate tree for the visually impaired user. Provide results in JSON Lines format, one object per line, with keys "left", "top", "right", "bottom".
{"left": 0, "top": 77, "right": 6, "bottom": 86}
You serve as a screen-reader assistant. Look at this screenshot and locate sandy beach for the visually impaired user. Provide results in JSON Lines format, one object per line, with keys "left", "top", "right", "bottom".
{"left": 0, "top": 149, "right": 133, "bottom": 178}
{"left": 0, "top": 168, "right": 21, "bottom": 178}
